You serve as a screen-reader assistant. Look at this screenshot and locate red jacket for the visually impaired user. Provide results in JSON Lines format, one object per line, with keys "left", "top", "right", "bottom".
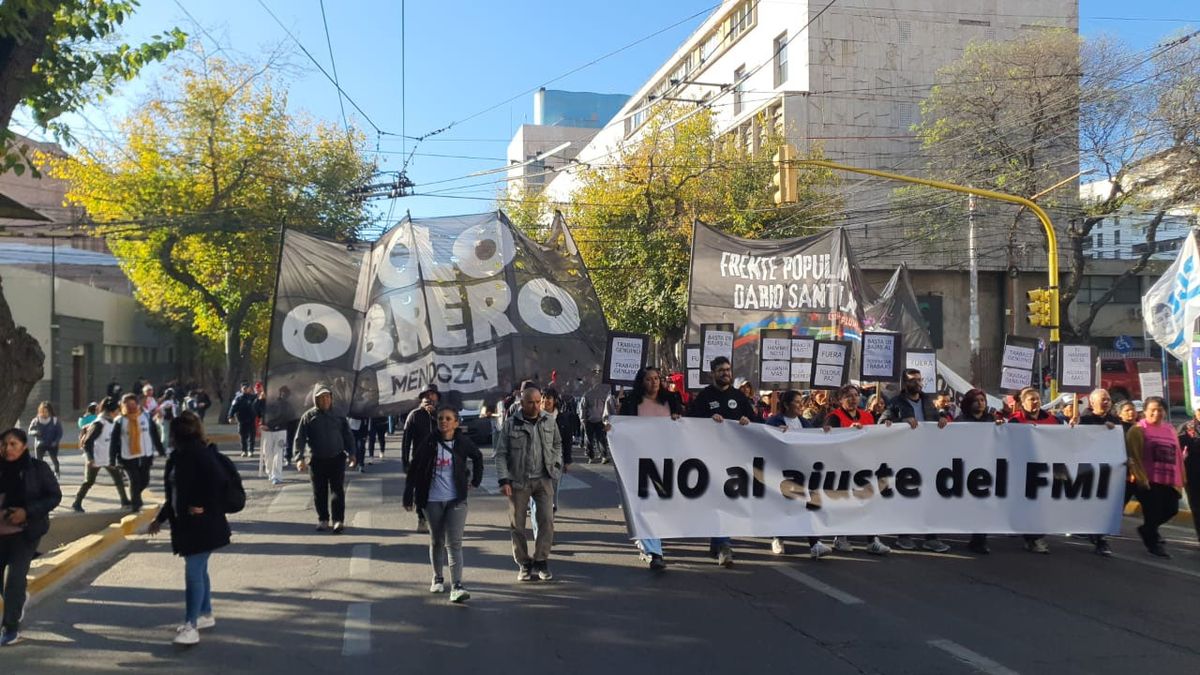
{"left": 1008, "top": 409, "right": 1060, "bottom": 425}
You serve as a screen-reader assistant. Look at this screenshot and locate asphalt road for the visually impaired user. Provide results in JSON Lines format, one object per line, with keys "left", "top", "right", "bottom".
{"left": 8, "top": 437, "right": 1200, "bottom": 674}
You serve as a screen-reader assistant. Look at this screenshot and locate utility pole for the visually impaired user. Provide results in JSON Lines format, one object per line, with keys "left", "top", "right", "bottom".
{"left": 968, "top": 193, "right": 980, "bottom": 384}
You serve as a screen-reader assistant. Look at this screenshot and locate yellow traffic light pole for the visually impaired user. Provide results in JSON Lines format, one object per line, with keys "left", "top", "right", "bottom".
{"left": 788, "top": 158, "right": 1061, "bottom": 396}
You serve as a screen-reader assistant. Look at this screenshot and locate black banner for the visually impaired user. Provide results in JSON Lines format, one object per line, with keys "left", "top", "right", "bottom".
{"left": 264, "top": 211, "right": 608, "bottom": 424}
{"left": 686, "top": 222, "right": 871, "bottom": 386}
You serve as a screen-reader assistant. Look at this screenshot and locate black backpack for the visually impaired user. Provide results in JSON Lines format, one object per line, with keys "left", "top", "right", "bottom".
{"left": 209, "top": 443, "right": 246, "bottom": 514}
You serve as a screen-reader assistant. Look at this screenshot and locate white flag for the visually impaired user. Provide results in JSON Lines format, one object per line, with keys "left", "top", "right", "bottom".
{"left": 1143, "top": 231, "right": 1200, "bottom": 363}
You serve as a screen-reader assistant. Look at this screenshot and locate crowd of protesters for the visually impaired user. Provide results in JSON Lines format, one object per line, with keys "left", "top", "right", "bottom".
{"left": 2, "top": 361, "right": 1198, "bottom": 650}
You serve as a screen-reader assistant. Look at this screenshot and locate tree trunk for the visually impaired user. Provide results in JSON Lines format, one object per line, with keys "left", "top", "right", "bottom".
{"left": 0, "top": 272, "right": 46, "bottom": 427}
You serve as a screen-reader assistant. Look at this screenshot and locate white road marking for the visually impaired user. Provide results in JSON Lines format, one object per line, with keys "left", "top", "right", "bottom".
{"left": 927, "top": 639, "right": 1020, "bottom": 675}
{"left": 1110, "top": 552, "right": 1200, "bottom": 579}
{"left": 353, "top": 511, "right": 372, "bottom": 529}
{"left": 342, "top": 602, "right": 372, "bottom": 656}
{"left": 267, "top": 484, "right": 310, "bottom": 514}
{"left": 350, "top": 544, "right": 371, "bottom": 576}
{"left": 774, "top": 566, "right": 865, "bottom": 605}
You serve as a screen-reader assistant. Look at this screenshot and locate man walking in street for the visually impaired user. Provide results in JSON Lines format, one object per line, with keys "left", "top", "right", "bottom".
{"left": 227, "top": 383, "right": 259, "bottom": 458}
{"left": 294, "top": 385, "right": 355, "bottom": 534}
{"left": 402, "top": 390, "right": 439, "bottom": 473}
{"left": 260, "top": 386, "right": 296, "bottom": 486}
{"left": 1077, "top": 387, "right": 1121, "bottom": 556}
{"left": 687, "top": 356, "right": 759, "bottom": 568}
{"left": 495, "top": 386, "right": 563, "bottom": 582}
{"left": 578, "top": 369, "right": 615, "bottom": 463}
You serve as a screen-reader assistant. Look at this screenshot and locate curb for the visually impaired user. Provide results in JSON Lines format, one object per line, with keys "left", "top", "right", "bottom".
{"left": 0, "top": 504, "right": 159, "bottom": 615}
{"left": 1124, "top": 500, "right": 1195, "bottom": 527}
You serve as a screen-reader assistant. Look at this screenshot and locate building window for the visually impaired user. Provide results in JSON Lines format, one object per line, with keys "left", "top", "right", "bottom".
{"left": 899, "top": 21, "right": 912, "bottom": 43}
{"left": 733, "top": 65, "right": 746, "bottom": 115}
{"left": 1077, "top": 275, "right": 1140, "bottom": 305}
{"left": 1097, "top": 233, "right": 1104, "bottom": 247}
{"left": 768, "top": 102, "right": 783, "bottom": 136}
{"left": 897, "top": 102, "right": 914, "bottom": 130}
{"left": 729, "top": 1, "right": 754, "bottom": 42}
{"left": 1114, "top": 230, "right": 1121, "bottom": 246}
{"left": 773, "top": 32, "right": 788, "bottom": 88}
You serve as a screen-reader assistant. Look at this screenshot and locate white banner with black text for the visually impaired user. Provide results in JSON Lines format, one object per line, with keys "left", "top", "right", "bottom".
{"left": 609, "top": 418, "right": 1126, "bottom": 539}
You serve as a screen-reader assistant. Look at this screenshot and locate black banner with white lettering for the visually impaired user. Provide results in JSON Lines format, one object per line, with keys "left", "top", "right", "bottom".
{"left": 264, "top": 211, "right": 608, "bottom": 425}
{"left": 686, "top": 222, "right": 870, "bottom": 386}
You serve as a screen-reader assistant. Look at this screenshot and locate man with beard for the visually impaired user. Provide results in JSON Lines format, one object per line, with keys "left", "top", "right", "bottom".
{"left": 881, "top": 369, "right": 951, "bottom": 553}
{"left": 686, "top": 356, "right": 759, "bottom": 568}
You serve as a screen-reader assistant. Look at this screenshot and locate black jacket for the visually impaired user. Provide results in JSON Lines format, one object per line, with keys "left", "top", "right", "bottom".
{"left": 619, "top": 392, "right": 683, "bottom": 417}
{"left": 402, "top": 407, "right": 436, "bottom": 457}
{"left": 686, "top": 385, "right": 760, "bottom": 422}
{"left": 403, "top": 433, "right": 484, "bottom": 509}
{"left": 228, "top": 392, "right": 259, "bottom": 426}
{"left": 293, "top": 407, "right": 355, "bottom": 461}
{"left": 880, "top": 393, "right": 947, "bottom": 424}
{"left": 0, "top": 454, "right": 61, "bottom": 543}
{"left": 154, "top": 439, "right": 231, "bottom": 557}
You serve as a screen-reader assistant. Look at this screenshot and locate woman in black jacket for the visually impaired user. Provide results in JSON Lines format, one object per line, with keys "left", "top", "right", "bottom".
{"left": 403, "top": 406, "right": 483, "bottom": 603}
{"left": 0, "top": 428, "right": 62, "bottom": 647}
{"left": 148, "top": 411, "right": 231, "bottom": 646}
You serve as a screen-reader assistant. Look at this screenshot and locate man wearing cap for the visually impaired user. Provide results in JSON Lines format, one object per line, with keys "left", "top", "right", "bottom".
{"left": 293, "top": 385, "right": 355, "bottom": 533}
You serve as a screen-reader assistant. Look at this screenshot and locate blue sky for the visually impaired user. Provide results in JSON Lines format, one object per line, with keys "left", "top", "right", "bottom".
{"left": 14, "top": 1, "right": 1199, "bottom": 224}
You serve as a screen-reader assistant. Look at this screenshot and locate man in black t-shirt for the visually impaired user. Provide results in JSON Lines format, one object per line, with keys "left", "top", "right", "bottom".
{"left": 686, "top": 356, "right": 759, "bottom": 568}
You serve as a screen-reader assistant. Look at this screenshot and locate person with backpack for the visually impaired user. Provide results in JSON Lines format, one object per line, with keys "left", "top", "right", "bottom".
{"left": 110, "top": 393, "right": 166, "bottom": 512}
{"left": 403, "top": 406, "right": 483, "bottom": 603}
{"left": 27, "top": 402, "right": 64, "bottom": 478}
{"left": 148, "top": 411, "right": 232, "bottom": 646}
{"left": 74, "top": 397, "right": 132, "bottom": 512}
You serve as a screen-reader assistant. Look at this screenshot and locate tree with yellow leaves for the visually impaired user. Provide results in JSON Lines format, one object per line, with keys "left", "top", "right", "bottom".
{"left": 50, "top": 46, "right": 375, "bottom": 395}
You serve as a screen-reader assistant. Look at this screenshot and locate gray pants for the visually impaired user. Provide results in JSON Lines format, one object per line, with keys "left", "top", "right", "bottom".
{"left": 508, "top": 477, "right": 555, "bottom": 565}
{"left": 0, "top": 534, "right": 37, "bottom": 631}
{"left": 425, "top": 500, "right": 468, "bottom": 585}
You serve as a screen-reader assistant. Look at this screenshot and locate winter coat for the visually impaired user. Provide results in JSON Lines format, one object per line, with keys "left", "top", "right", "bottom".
{"left": 494, "top": 411, "right": 563, "bottom": 488}
{"left": 0, "top": 452, "right": 62, "bottom": 543}
{"left": 27, "top": 417, "right": 64, "bottom": 452}
{"left": 403, "top": 433, "right": 484, "bottom": 509}
{"left": 228, "top": 392, "right": 259, "bottom": 426}
{"left": 293, "top": 407, "right": 355, "bottom": 462}
{"left": 154, "top": 438, "right": 231, "bottom": 557}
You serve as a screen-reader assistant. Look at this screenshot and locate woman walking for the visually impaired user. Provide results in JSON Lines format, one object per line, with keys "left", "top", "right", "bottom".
{"left": 403, "top": 407, "right": 483, "bottom": 602}
{"left": 0, "top": 428, "right": 62, "bottom": 646}
{"left": 615, "top": 366, "right": 682, "bottom": 570}
{"left": 1126, "top": 397, "right": 1187, "bottom": 558}
{"left": 27, "top": 402, "right": 64, "bottom": 478}
{"left": 148, "top": 412, "right": 230, "bottom": 645}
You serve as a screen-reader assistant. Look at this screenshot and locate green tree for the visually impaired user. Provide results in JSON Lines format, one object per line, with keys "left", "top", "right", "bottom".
{"left": 565, "top": 106, "right": 840, "bottom": 364}
{"left": 49, "top": 47, "right": 375, "bottom": 395}
{"left": 0, "top": 0, "right": 183, "bottom": 426}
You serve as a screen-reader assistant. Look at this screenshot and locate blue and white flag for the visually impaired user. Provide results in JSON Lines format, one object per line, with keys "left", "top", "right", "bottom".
{"left": 1143, "top": 231, "right": 1200, "bottom": 363}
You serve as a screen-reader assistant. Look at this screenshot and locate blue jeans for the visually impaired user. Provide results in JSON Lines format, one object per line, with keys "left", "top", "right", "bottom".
{"left": 638, "top": 539, "right": 663, "bottom": 556}
{"left": 709, "top": 537, "right": 731, "bottom": 552}
{"left": 184, "top": 551, "right": 213, "bottom": 625}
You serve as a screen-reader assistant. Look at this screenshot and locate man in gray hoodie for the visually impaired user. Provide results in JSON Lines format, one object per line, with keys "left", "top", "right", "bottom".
{"left": 495, "top": 386, "right": 563, "bottom": 582}
{"left": 294, "top": 385, "right": 355, "bottom": 534}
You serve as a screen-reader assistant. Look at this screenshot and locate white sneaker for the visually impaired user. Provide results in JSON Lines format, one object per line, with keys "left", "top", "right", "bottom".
{"left": 866, "top": 537, "right": 891, "bottom": 556}
{"left": 894, "top": 535, "right": 917, "bottom": 550}
{"left": 430, "top": 579, "right": 445, "bottom": 593}
{"left": 716, "top": 546, "right": 734, "bottom": 568}
{"left": 196, "top": 614, "right": 216, "bottom": 630}
{"left": 832, "top": 536, "right": 853, "bottom": 553}
{"left": 810, "top": 541, "right": 833, "bottom": 559}
{"left": 771, "top": 537, "right": 787, "bottom": 555}
{"left": 1025, "top": 538, "right": 1050, "bottom": 554}
{"left": 173, "top": 623, "right": 200, "bottom": 645}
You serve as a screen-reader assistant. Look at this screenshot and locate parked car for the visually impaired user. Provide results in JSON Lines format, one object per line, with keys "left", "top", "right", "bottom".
{"left": 1098, "top": 357, "right": 1184, "bottom": 403}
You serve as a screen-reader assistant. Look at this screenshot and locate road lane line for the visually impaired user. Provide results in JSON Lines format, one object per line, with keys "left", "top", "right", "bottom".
{"left": 353, "top": 511, "right": 372, "bottom": 529}
{"left": 1110, "top": 552, "right": 1200, "bottom": 579}
{"left": 350, "top": 544, "right": 371, "bottom": 576}
{"left": 342, "top": 602, "right": 372, "bottom": 656}
{"left": 775, "top": 566, "right": 865, "bottom": 605}
{"left": 928, "top": 639, "right": 1019, "bottom": 675}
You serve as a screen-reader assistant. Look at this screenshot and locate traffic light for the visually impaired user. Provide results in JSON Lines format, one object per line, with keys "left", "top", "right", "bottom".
{"left": 772, "top": 144, "right": 797, "bottom": 205}
{"left": 1026, "top": 288, "right": 1054, "bottom": 327}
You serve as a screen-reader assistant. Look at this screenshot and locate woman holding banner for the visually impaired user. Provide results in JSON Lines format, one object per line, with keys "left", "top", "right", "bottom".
{"left": 821, "top": 384, "right": 892, "bottom": 557}
{"left": 616, "top": 366, "right": 682, "bottom": 571}
{"left": 955, "top": 389, "right": 1004, "bottom": 554}
{"left": 1007, "top": 387, "right": 1058, "bottom": 554}
{"left": 766, "top": 391, "right": 825, "bottom": 558}
{"left": 1125, "top": 397, "right": 1186, "bottom": 558}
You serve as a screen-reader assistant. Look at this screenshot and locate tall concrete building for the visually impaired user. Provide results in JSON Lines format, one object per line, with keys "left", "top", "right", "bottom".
{"left": 507, "top": 88, "right": 628, "bottom": 195}
{"left": 543, "top": 0, "right": 1081, "bottom": 383}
